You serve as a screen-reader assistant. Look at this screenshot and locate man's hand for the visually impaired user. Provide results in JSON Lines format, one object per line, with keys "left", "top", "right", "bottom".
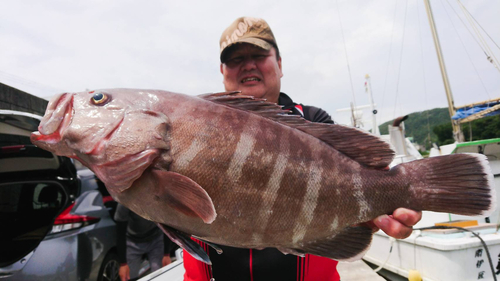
{"left": 366, "top": 208, "right": 422, "bottom": 239}
{"left": 119, "top": 264, "right": 130, "bottom": 281}
{"left": 162, "top": 255, "right": 172, "bottom": 267}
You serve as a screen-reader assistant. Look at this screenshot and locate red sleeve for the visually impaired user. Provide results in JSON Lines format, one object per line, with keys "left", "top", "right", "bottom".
{"left": 304, "top": 255, "right": 340, "bottom": 281}
{"left": 183, "top": 243, "right": 340, "bottom": 281}
{"left": 183, "top": 240, "right": 212, "bottom": 281}
{"left": 183, "top": 249, "right": 206, "bottom": 281}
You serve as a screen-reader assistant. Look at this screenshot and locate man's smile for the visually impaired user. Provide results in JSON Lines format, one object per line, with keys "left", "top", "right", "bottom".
{"left": 241, "top": 76, "right": 261, "bottom": 84}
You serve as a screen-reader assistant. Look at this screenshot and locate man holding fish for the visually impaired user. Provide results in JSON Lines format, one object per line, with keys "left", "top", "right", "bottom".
{"left": 181, "top": 17, "right": 423, "bottom": 281}
{"left": 31, "top": 16, "right": 494, "bottom": 281}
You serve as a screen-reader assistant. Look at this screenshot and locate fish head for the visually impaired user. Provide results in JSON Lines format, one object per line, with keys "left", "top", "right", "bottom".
{"left": 31, "top": 89, "right": 171, "bottom": 194}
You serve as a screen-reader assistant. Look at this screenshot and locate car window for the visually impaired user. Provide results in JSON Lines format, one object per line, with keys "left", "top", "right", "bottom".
{"left": 80, "top": 176, "right": 99, "bottom": 193}
{"left": 0, "top": 133, "right": 32, "bottom": 147}
{"left": 0, "top": 182, "right": 66, "bottom": 214}
{"left": 73, "top": 159, "right": 87, "bottom": 171}
{"left": 33, "top": 183, "right": 64, "bottom": 210}
{"left": 0, "top": 181, "right": 68, "bottom": 266}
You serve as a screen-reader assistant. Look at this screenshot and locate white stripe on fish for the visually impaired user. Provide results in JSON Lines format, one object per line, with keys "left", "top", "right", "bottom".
{"left": 352, "top": 172, "right": 370, "bottom": 221}
{"left": 174, "top": 139, "right": 207, "bottom": 170}
{"left": 329, "top": 215, "right": 339, "bottom": 232}
{"left": 292, "top": 161, "right": 323, "bottom": 244}
{"left": 226, "top": 120, "right": 258, "bottom": 181}
{"left": 252, "top": 130, "right": 290, "bottom": 243}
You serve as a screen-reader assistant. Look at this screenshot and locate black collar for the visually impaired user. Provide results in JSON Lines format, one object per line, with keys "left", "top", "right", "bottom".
{"left": 278, "top": 92, "right": 296, "bottom": 109}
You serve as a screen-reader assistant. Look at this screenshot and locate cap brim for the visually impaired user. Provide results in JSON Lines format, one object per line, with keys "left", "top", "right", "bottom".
{"left": 220, "top": 38, "right": 273, "bottom": 62}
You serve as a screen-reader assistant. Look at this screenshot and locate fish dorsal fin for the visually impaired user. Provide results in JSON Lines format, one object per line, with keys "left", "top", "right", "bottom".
{"left": 200, "top": 92, "right": 394, "bottom": 168}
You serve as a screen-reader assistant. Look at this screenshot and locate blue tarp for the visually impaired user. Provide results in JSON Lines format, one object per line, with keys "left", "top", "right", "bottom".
{"left": 452, "top": 101, "right": 500, "bottom": 120}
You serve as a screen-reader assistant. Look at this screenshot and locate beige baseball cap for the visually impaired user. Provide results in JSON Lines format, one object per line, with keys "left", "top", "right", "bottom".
{"left": 219, "top": 17, "right": 278, "bottom": 62}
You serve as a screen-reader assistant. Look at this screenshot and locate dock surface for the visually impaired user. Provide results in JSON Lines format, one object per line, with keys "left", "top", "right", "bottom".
{"left": 337, "top": 260, "right": 385, "bottom": 281}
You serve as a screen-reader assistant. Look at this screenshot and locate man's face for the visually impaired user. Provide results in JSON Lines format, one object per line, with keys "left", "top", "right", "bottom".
{"left": 220, "top": 44, "right": 283, "bottom": 103}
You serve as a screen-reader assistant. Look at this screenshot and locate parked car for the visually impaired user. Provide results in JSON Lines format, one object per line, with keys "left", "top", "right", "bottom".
{"left": 0, "top": 110, "right": 119, "bottom": 281}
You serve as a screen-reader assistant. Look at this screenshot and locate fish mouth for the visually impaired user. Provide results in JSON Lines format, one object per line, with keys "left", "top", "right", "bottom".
{"left": 31, "top": 91, "right": 124, "bottom": 157}
{"left": 31, "top": 93, "right": 74, "bottom": 145}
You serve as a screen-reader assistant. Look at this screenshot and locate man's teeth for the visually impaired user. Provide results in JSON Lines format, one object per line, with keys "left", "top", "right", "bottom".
{"left": 242, "top": 77, "right": 260, "bottom": 82}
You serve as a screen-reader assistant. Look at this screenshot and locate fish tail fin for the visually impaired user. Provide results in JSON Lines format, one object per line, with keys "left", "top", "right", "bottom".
{"left": 402, "top": 153, "right": 495, "bottom": 216}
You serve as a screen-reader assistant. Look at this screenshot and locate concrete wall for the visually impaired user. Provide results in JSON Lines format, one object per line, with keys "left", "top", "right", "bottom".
{"left": 0, "top": 83, "right": 48, "bottom": 116}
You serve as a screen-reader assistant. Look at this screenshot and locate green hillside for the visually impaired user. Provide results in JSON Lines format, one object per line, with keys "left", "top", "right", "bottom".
{"left": 378, "top": 108, "right": 450, "bottom": 150}
{"left": 432, "top": 115, "right": 500, "bottom": 145}
{"left": 378, "top": 108, "right": 500, "bottom": 150}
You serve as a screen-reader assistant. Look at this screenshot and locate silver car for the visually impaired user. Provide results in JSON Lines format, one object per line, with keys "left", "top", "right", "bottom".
{"left": 0, "top": 110, "right": 120, "bottom": 281}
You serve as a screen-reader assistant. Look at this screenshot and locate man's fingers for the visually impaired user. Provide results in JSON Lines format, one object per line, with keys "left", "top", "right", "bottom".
{"left": 360, "top": 208, "right": 422, "bottom": 234}
{"left": 370, "top": 209, "right": 422, "bottom": 239}
{"left": 392, "top": 208, "right": 422, "bottom": 227}
{"left": 359, "top": 220, "right": 379, "bottom": 233}
{"left": 374, "top": 214, "right": 413, "bottom": 239}
{"left": 119, "top": 265, "right": 130, "bottom": 281}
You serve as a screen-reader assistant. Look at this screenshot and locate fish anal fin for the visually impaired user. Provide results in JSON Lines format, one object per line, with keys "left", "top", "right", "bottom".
{"left": 277, "top": 247, "right": 305, "bottom": 257}
{"left": 300, "top": 226, "right": 373, "bottom": 261}
{"left": 199, "top": 92, "right": 394, "bottom": 168}
{"left": 157, "top": 223, "right": 212, "bottom": 264}
{"left": 196, "top": 237, "right": 224, "bottom": 254}
{"left": 152, "top": 170, "right": 216, "bottom": 224}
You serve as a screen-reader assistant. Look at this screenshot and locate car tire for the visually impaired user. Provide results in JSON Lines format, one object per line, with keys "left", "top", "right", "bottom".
{"left": 98, "top": 252, "right": 120, "bottom": 281}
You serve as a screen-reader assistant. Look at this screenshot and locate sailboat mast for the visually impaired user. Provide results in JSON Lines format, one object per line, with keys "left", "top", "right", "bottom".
{"left": 423, "top": 0, "right": 464, "bottom": 142}
{"left": 365, "top": 74, "right": 380, "bottom": 135}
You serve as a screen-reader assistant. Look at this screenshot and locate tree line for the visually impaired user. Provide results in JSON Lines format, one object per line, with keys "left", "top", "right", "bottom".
{"left": 378, "top": 107, "right": 500, "bottom": 150}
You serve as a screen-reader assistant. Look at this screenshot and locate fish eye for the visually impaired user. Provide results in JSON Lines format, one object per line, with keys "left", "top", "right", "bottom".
{"left": 91, "top": 92, "right": 110, "bottom": 105}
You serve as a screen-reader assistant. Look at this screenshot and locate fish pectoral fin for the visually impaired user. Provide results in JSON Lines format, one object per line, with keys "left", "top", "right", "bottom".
{"left": 157, "top": 223, "right": 212, "bottom": 265}
{"left": 300, "top": 226, "right": 373, "bottom": 261}
{"left": 152, "top": 170, "right": 217, "bottom": 224}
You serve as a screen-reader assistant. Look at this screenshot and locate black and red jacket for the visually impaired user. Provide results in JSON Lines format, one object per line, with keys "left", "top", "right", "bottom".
{"left": 183, "top": 93, "right": 339, "bottom": 281}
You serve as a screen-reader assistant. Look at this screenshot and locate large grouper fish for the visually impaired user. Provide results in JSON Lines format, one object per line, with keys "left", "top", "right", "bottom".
{"left": 31, "top": 89, "right": 495, "bottom": 264}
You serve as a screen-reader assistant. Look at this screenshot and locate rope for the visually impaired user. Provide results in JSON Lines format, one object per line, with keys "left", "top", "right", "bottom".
{"left": 441, "top": 0, "right": 492, "bottom": 101}
{"left": 458, "top": 0, "right": 500, "bottom": 51}
{"left": 443, "top": 1, "right": 489, "bottom": 58}
{"left": 335, "top": 0, "right": 357, "bottom": 113}
{"left": 373, "top": 237, "right": 395, "bottom": 273}
{"left": 380, "top": 0, "right": 399, "bottom": 115}
{"left": 416, "top": 0, "right": 432, "bottom": 150}
{"left": 393, "top": 0, "right": 409, "bottom": 121}
{"left": 415, "top": 225, "right": 497, "bottom": 281}
{"left": 457, "top": 0, "right": 500, "bottom": 72}
{"left": 0, "top": 70, "right": 64, "bottom": 97}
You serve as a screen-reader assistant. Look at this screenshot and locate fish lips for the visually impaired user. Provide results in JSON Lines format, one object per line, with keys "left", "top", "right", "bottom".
{"left": 40, "top": 92, "right": 74, "bottom": 136}
{"left": 31, "top": 93, "right": 75, "bottom": 155}
{"left": 31, "top": 92, "right": 123, "bottom": 157}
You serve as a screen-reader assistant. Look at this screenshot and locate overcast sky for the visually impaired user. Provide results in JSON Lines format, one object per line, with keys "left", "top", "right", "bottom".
{"left": 1, "top": 0, "right": 499, "bottom": 130}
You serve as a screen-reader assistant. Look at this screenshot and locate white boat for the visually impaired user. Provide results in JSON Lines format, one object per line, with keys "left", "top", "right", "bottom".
{"left": 364, "top": 0, "right": 500, "bottom": 278}
{"left": 365, "top": 138, "right": 500, "bottom": 281}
